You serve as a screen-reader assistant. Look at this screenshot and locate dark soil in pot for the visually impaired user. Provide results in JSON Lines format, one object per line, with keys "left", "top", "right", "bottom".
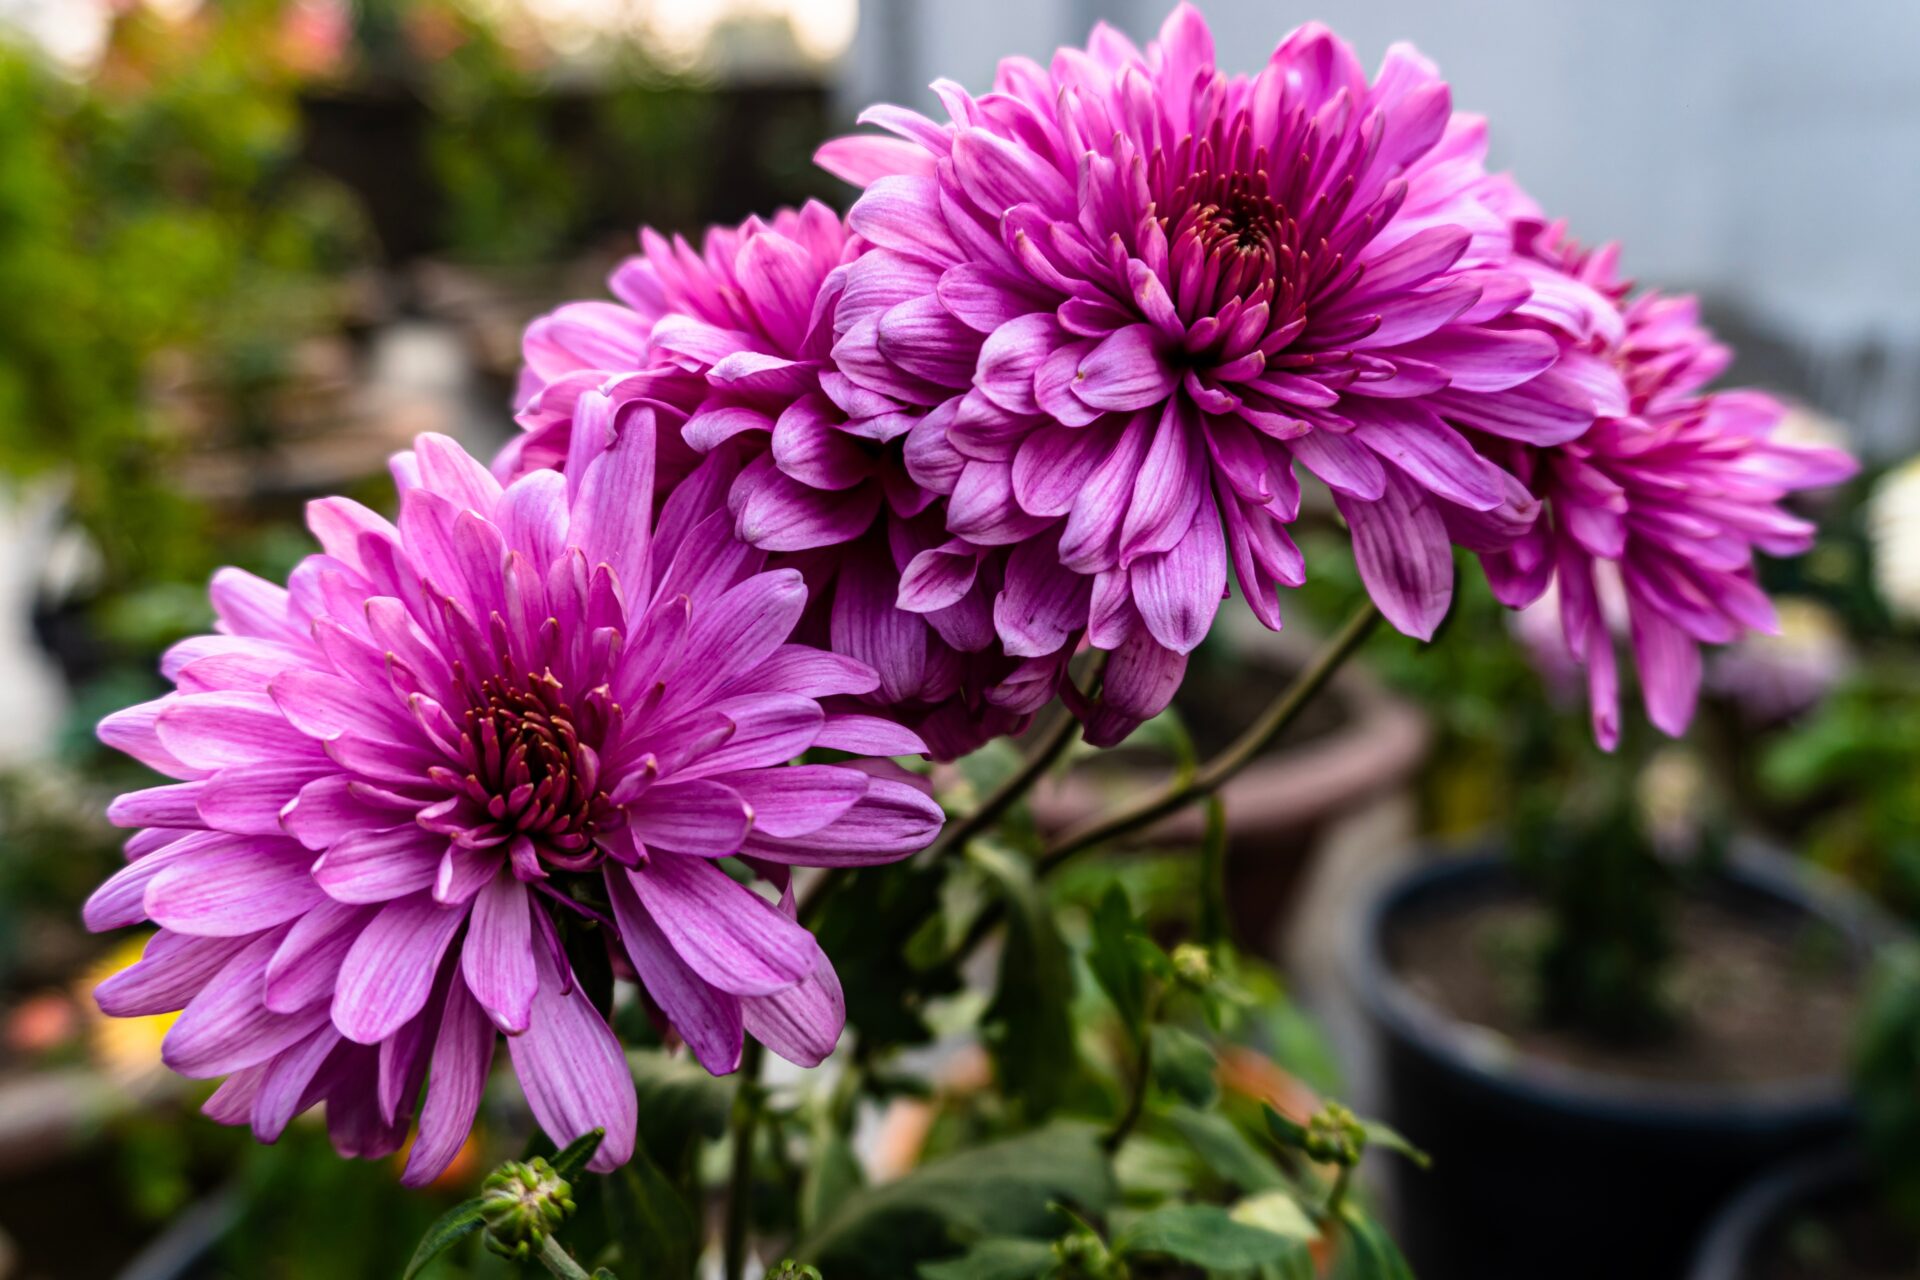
{"left": 1394, "top": 896, "right": 1859, "bottom": 1087}
{"left": 1352, "top": 849, "right": 1893, "bottom": 1280}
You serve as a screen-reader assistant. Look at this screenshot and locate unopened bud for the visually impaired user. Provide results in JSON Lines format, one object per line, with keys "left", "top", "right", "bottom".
{"left": 479, "top": 1156, "right": 576, "bottom": 1260}
{"left": 765, "top": 1263, "right": 822, "bottom": 1280}
{"left": 1170, "top": 942, "right": 1215, "bottom": 988}
{"left": 1302, "top": 1102, "right": 1365, "bottom": 1167}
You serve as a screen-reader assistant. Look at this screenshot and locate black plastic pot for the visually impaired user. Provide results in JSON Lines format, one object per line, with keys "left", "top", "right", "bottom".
{"left": 1349, "top": 848, "right": 1893, "bottom": 1280}
{"left": 1688, "top": 1149, "right": 1860, "bottom": 1280}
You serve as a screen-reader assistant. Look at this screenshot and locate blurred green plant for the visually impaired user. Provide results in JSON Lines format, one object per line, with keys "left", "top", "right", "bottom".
{"left": 0, "top": 3, "right": 372, "bottom": 617}
{"left": 1764, "top": 655, "right": 1920, "bottom": 922}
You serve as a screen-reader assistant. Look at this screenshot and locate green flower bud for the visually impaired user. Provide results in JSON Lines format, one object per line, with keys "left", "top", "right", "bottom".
{"left": 479, "top": 1156, "right": 576, "bottom": 1260}
{"left": 765, "top": 1263, "right": 823, "bottom": 1280}
{"left": 1053, "top": 1228, "right": 1126, "bottom": 1278}
{"left": 1302, "top": 1102, "right": 1366, "bottom": 1167}
{"left": 1170, "top": 942, "right": 1215, "bottom": 989}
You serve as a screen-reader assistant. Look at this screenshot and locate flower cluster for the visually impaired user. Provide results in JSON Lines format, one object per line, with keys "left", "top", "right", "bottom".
{"left": 91, "top": 425, "right": 940, "bottom": 1180}
{"left": 86, "top": 3, "right": 1851, "bottom": 1177}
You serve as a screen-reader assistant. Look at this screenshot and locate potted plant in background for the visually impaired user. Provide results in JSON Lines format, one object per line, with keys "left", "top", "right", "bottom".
{"left": 1690, "top": 943, "right": 1920, "bottom": 1280}
{"left": 1353, "top": 751, "right": 1892, "bottom": 1280}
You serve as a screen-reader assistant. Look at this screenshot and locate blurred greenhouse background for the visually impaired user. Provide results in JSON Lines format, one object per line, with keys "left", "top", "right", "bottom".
{"left": 0, "top": 2, "right": 1915, "bottom": 1278}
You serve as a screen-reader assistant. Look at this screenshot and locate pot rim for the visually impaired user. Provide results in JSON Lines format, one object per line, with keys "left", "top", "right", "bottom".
{"left": 1686, "top": 1147, "right": 1863, "bottom": 1280}
{"left": 1348, "top": 844, "right": 1901, "bottom": 1124}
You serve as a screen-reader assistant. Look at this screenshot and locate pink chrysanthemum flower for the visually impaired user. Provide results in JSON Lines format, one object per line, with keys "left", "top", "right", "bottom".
{"left": 511, "top": 205, "right": 1066, "bottom": 759}
{"left": 86, "top": 419, "right": 942, "bottom": 1182}
{"left": 816, "top": 5, "right": 1618, "bottom": 742}
{"left": 1458, "top": 212, "right": 1857, "bottom": 748}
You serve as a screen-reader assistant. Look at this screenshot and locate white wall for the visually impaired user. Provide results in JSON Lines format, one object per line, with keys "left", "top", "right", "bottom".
{"left": 841, "top": 0, "right": 1920, "bottom": 452}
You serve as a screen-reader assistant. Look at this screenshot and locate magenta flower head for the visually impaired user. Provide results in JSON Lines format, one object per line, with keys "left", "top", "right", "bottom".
{"left": 86, "top": 418, "right": 943, "bottom": 1182}
{"left": 816, "top": 4, "right": 1617, "bottom": 742}
{"left": 512, "top": 203, "right": 1067, "bottom": 759}
{"left": 1461, "top": 211, "right": 1857, "bottom": 748}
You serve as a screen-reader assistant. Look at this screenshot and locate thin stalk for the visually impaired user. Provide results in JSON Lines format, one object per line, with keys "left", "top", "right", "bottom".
{"left": 1036, "top": 600, "right": 1380, "bottom": 875}
{"left": 950, "top": 600, "right": 1381, "bottom": 965}
{"left": 921, "top": 651, "right": 1108, "bottom": 865}
{"left": 1321, "top": 1163, "right": 1355, "bottom": 1225}
{"left": 722, "top": 1040, "right": 767, "bottom": 1280}
{"left": 536, "top": 1233, "right": 594, "bottom": 1280}
{"left": 1103, "top": 993, "right": 1161, "bottom": 1154}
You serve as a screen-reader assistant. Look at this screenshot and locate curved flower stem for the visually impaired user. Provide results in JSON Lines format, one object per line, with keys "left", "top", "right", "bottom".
{"left": 536, "top": 1233, "right": 594, "bottom": 1280}
{"left": 1035, "top": 600, "right": 1380, "bottom": 876}
{"left": 923, "top": 652, "right": 1106, "bottom": 865}
{"left": 949, "top": 600, "right": 1381, "bottom": 966}
{"left": 722, "top": 1039, "right": 767, "bottom": 1280}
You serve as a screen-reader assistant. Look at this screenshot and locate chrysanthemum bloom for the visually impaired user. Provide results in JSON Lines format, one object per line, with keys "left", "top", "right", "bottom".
{"left": 1457, "top": 215, "right": 1857, "bottom": 747}
{"left": 514, "top": 204, "right": 1066, "bottom": 758}
{"left": 816, "top": 5, "right": 1617, "bottom": 742}
{"left": 86, "top": 419, "right": 943, "bottom": 1182}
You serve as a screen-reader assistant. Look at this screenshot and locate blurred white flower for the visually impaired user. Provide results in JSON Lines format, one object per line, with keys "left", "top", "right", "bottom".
{"left": 1706, "top": 597, "right": 1851, "bottom": 724}
{"left": 1869, "top": 455, "right": 1920, "bottom": 623}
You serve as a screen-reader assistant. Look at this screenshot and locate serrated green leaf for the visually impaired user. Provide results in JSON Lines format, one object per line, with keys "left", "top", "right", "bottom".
{"left": 918, "top": 1237, "right": 1058, "bottom": 1280}
{"left": 1116, "top": 1203, "right": 1305, "bottom": 1269}
{"left": 550, "top": 1127, "right": 607, "bottom": 1178}
{"left": 1360, "top": 1119, "right": 1431, "bottom": 1169}
{"left": 798, "top": 1121, "right": 1115, "bottom": 1280}
{"left": 973, "top": 841, "right": 1077, "bottom": 1119}
{"left": 402, "top": 1198, "right": 488, "bottom": 1280}
{"left": 1149, "top": 1024, "right": 1218, "bottom": 1108}
{"left": 1087, "top": 885, "right": 1146, "bottom": 1033}
{"left": 1165, "top": 1106, "right": 1286, "bottom": 1194}
{"left": 1230, "top": 1190, "right": 1319, "bottom": 1242}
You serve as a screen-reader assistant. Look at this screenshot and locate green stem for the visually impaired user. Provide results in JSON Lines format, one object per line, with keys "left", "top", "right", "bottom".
{"left": 1103, "top": 993, "right": 1161, "bottom": 1154}
{"left": 535, "top": 1233, "right": 594, "bottom": 1280}
{"left": 950, "top": 601, "right": 1380, "bottom": 967}
{"left": 1321, "top": 1164, "right": 1355, "bottom": 1225}
{"left": 921, "top": 651, "right": 1108, "bottom": 865}
{"left": 1036, "top": 601, "right": 1380, "bottom": 875}
{"left": 722, "top": 1040, "right": 768, "bottom": 1280}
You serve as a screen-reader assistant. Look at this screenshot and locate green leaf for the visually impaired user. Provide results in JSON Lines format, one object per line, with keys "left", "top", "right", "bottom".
{"left": 798, "top": 1122, "right": 1116, "bottom": 1280}
{"left": 1115, "top": 1203, "right": 1305, "bottom": 1269}
{"left": 1149, "top": 1025, "right": 1218, "bottom": 1108}
{"left": 604, "top": 1144, "right": 702, "bottom": 1280}
{"left": 1230, "top": 1190, "right": 1319, "bottom": 1242}
{"left": 918, "top": 1238, "right": 1058, "bottom": 1280}
{"left": 1263, "top": 1103, "right": 1310, "bottom": 1150}
{"left": 1087, "top": 885, "right": 1147, "bottom": 1033}
{"left": 402, "top": 1198, "right": 488, "bottom": 1280}
{"left": 811, "top": 856, "right": 962, "bottom": 1049}
{"left": 1165, "top": 1106, "right": 1286, "bottom": 1194}
{"left": 1360, "top": 1119, "right": 1431, "bottom": 1170}
{"left": 550, "top": 1127, "right": 607, "bottom": 1178}
{"left": 1324, "top": 1208, "right": 1415, "bottom": 1280}
{"left": 799, "top": 1123, "right": 866, "bottom": 1235}
{"left": 973, "top": 841, "right": 1078, "bottom": 1119}
{"left": 1198, "top": 795, "right": 1229, "bottom": 946}
{"left": 631, "top": 1051, "right": 731, "bottom": 1159}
